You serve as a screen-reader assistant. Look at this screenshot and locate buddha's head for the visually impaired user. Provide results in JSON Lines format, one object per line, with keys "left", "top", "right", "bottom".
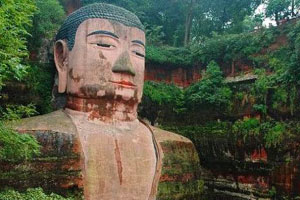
{"left": 54, "top": 3, "right": 145, "bottom": 114}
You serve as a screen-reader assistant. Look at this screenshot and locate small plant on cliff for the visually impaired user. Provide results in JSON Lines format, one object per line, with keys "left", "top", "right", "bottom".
{"left": 0, "top": 122, "right": 40, "bottom": 161}
{"left": 232, "top": 118, "right": 260, "bottom": 141}
{"left": 0, "top": 188, "right": 74, "bottom": 200}
{"left": 262, "top": 121, "right": 286, "bottom": 148}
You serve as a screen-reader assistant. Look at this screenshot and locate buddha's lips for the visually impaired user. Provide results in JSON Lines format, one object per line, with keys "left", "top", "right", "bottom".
{"left": 110, "top": 80, "right": 136, "bottom": 87}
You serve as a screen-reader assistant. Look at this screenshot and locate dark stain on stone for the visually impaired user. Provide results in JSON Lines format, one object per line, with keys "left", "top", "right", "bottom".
{"left": 114, "top": 139, "right": 123, "bottom": 185}
{"left": 69, "top": 68, "right": 81, "bottom": 83}
{"left": 66, "top": 93, "right": 139, "bottom": 121}
{"left": 99, "top": 51, "right": 106, "bottom": 59}
{"left": 79, "top": 84, "right": 101, "bottom": 97}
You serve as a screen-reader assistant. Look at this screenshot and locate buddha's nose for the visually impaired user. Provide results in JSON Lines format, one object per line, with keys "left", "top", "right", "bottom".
{"left": 112, "top": 52, "right": 135, "bottom": 76}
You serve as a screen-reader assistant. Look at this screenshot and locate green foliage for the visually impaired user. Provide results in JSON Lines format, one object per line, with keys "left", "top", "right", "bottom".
{"left": 140, "top": 81, "right": 184, "bottom": 124}
{"left": 0, "top": 122, "right": 40, "bottom": 161}
{"left": 146, "top": 46, "right": 193, "bottom": 67}
{"left": 0, "top": 0, "right": 36, "bottom": 88}
{"left": 191, "top": 29, "right": 277, "bottom": 65}
{"left": 157, "top": 180, "right": 204, "bottom": 200}
{"left": 263, "top": 121, "right": 286, "bottom": 148}
{"left": 251, "top": 69, "right": 271, "bottom": 115}
{"left": 145, "top": 25, "right": 164, "bottom": 46}
{"left": 233, "top": 118, "right": 260, "bottom": 139}
{"left": 0, "top": 104, "right": 38, "bottom": 121}
{"left": 0, "top": 188, "right": 74, "bottom": 200}
{"left": 268, "top": 186, "right": 277, "bottom": 197}
{"left": 143, "top": 81, "right": 182, "bottom": 106}
{"left": 185, "top": 61, "right": 232, "bottom": 111}
{"left": 25, "top": 64, "right": 55, "bottom": 114}
{"left": 266, "top": 0, "right": 292, "bottom": 23}
{"left": 192, "top": 0, "right": 261, "bottom": 39}
{"left": 28, "top": 0, "right": 65, "bottom": 55}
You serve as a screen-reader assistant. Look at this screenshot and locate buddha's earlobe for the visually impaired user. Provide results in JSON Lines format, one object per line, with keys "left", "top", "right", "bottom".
{"left": 54, "top": 40, "right": 69, "bottom": 93}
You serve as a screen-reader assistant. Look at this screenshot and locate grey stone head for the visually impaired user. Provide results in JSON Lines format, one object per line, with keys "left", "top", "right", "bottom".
{"left": 55, "top": 3, "right": 144, "bottom": 50}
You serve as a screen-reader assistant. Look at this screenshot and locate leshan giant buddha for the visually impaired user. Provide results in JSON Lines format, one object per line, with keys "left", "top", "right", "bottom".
{"left": 7, "top": 3, "right": 201, "bottom": 200}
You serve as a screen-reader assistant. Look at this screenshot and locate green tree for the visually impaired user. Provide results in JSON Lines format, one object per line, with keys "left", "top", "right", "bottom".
{"left": 185, "top": 61, "right": 232, "bottom": 112}
{"left": 266, "top": 0, "right": 291, "bottom": 25}
{"left": 192, "top": 0, "right": 261, "bottom": 39}
{"left": 0, "top": 0, "right": 36, "bottom": 89}
{"left": 28, "top": 0, "right": 65, "bottom": 61}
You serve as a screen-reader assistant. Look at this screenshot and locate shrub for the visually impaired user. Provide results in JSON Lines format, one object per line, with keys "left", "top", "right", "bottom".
{"left": 0, "top": 122, "right": 40, "bottom": 162}
{"left": 185, "top": 61, "right": 232, "bottom": 112}
{"left": 0, "top": 188, "right": 74, "bottom": 200}
{"left": 0, "top": 0, "right": 36, "bottom": 89}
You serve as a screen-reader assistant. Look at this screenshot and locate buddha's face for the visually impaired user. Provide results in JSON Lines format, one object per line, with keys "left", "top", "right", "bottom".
{"left": 56, "top": 18, "right": 145, "bottom": 104}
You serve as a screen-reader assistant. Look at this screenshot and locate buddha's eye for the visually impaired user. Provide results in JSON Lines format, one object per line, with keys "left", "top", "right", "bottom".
{"left": 133, "top": 50, "right": 145, "bottom": 58}
{"left": 97, "top": 43, "right": 115, "bottom": 49}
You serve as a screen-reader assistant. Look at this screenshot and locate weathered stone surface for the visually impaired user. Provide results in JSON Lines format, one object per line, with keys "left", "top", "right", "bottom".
{"left": 197, "top": 134, "right": 300, "bottom": 199}
{"left": 1, "top": 111, "right": 202, "bottom": 200}
{"left": 151, "top": 127, "right": 202, "bottom": 200}
{"left": 144, "top": 64, "right": 202, "bottom": 88}
{"left": 1, "top": 110, "right": 83, "bottom": 195}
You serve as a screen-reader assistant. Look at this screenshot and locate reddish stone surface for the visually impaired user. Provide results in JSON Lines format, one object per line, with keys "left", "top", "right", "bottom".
{"left": 144, "top": 64, "right": 202, "bottom": 87}
{"left": 250, "top": 148, "right": 267, "bottom": 162}
{"left": 201, "top": 139, "right": 300, "bottom": 199}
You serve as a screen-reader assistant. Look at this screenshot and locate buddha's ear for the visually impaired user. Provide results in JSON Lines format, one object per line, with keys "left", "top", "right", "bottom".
{"left": 54, "top": 40, "right": 69, "bottom": 93}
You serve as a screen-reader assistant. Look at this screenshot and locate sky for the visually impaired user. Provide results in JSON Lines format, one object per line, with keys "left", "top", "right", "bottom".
{"left": 255, "top": 3, "right": 277, "bottom": 27}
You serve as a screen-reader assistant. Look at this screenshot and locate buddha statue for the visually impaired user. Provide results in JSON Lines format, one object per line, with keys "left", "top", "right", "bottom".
{"left": 6, "top": 3, "right": 201, "bottom": 200}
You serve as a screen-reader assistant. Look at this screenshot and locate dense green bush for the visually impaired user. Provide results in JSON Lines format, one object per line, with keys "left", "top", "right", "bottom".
{"left": 139, "top": 81, "right": 184, "bottom": 124}
{"left": 0, "top": 0, "right": 36, "bottom": 89}
{"left": 185, "top": 61, "right": 232, "bottom": 113}
{"left": 146, "top": 46, "right": 194, "bottom": 67}
{"left": 0, "top": 188, "right": 74, "bottom": 200}
{"left": 28, "top": 0, "right": 65, "bottom": 57}
{"left": 25, "top": 64, "right": 55, "bottom": 114}
{"left": 0, "top": 104, "right": 38, "bottom": 121}
{"left": 0, "top": 122, "right": 40, "bottom": 161}
{"left": 191, "top": 28, "right": 278, "bottom": 66}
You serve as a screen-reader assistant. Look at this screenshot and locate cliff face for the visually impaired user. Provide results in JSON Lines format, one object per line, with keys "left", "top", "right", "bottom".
{"left": 195, "top": 134, "right": 300, "bottom": 199}
{"left": 144, "top": 64, "right": 202, "bottom": 88}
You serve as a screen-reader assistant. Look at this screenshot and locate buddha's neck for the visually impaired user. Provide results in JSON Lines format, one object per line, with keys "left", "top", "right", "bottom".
{"left": 65, "top": 95, "right": 138, "bottom": 122}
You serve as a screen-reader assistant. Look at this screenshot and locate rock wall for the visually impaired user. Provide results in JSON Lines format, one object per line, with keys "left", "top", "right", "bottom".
{"left": 151, "top": 126, "right": 203, "bottom": 200}
{"left": 195, "top": 134, "right": 300, "bottom": 199}
{"left": 144, "top": 64, "right": 202, "bottom": 88}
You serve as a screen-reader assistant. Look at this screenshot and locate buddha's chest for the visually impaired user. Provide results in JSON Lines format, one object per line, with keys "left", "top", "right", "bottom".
{"left": 70, "top": 118, "right": 157, "bottom": 200}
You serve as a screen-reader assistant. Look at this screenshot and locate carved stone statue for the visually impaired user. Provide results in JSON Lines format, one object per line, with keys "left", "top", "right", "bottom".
{"left": 5, "top": 3, "right": 201, "bottom": 200}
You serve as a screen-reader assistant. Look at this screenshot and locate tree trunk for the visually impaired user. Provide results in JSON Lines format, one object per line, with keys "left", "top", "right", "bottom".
{"left": 231, "top": 60, "right": 235, "bottom": 77}
{"left": 275, "top": 12, "right": 279, "bottom": 25}
{"left": 292, "top": 0, "right": 295, "bottom": 17}
{"left": 184, "top": 0, "right": 195, "bottom": 46}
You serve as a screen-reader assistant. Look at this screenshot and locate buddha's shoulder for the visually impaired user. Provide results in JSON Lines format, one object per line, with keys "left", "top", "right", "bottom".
{"left": 8, "top": 109, "right": 76, "bottom": 134}
{"left": 148, "top": 125, "right": 192, "bottom": 145}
